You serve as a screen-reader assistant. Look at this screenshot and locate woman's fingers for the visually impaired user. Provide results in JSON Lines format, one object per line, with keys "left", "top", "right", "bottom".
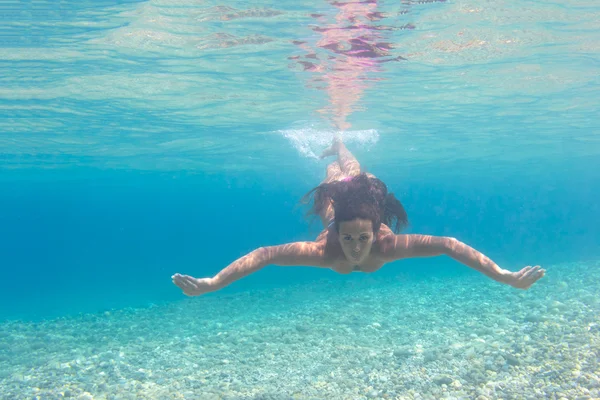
{"left": 522, "top": 265, "right": 540, "bottom": 280}
{"left": 182, "top": 276, "right": 200, "bottom": 293}
{"left": 172, "top": 274, "right": 199, "bottom": 294}
{"left": 519, "top": 265, "right": 545, "bottom": 288}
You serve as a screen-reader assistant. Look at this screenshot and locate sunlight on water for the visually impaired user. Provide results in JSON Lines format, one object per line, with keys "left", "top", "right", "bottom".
{"left": 1, "top": 0, "right": 598, "bottom": 170}
{"left": 1, "top": 1, "right": 600, "bottom": 399}
{"left": 279, "top": 126, "right": 379, "bottom": 159}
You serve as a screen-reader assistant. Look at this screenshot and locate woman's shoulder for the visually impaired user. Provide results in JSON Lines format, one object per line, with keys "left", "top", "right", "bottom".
{"left": 377, "top": 224, "right": 396, "bottom": 241}
{"left": 314, "top": 224, "right": 336, "bottom": 243}
{"left": 373, "top": 225, "right": 398, "bottom": 255}
{"left": 313, "top": 228, "right": 344, "bottom": 260}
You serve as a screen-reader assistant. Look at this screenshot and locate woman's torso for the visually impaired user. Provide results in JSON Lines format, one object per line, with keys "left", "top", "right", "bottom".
{"left": 314, "top": 223, "right": 395, "bottom": 274}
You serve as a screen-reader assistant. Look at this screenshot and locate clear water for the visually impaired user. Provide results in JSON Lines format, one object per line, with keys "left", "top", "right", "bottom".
{"left": 1, "top": 0, "right": 599, "bottom": 399}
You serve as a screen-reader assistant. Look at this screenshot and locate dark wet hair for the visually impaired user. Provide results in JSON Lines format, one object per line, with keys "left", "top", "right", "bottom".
{"left": 302, "top": 173, "right": 409, "bottom": 233}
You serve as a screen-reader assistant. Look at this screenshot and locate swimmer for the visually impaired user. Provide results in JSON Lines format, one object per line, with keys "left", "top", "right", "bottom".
{"left": 172, "top": 138, "right": 545, "bottom": 296}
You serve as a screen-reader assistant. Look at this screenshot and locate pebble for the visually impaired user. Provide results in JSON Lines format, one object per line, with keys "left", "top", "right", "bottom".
{"left": 393, "top": 347, "right": 413, "bottom": 358}
{"left": 504, "top": 354, "right": 520, "bottom": 366}
{"left": 1, "top": 261, "right": 599, "bottom": 400}
{"left": 434, "top": 375, "right": 453, "bottom": 385}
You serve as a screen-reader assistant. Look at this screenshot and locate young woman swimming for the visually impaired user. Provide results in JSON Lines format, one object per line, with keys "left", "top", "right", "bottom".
{"left": 172, "top": 139, "right": 545, "bottom": 296}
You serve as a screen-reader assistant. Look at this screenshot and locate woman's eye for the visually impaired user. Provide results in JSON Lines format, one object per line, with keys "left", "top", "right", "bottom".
{"left": 360, "top": 236, "right": 368, "bottom": 241}
{"left": 344, "top": 236, "right": 352, "bottom": 241}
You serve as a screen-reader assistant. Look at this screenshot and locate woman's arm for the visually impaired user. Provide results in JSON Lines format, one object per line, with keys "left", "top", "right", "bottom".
{"left": 172, "top": 241, "right": 326, "bottom": 296}
{"left": 379, "top": 234, "right": 545, "bottom": 289}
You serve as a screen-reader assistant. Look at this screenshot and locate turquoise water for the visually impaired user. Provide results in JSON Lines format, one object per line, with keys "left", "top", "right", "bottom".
{"left": 1, "top": 0, "right": 600, "bottom": 398}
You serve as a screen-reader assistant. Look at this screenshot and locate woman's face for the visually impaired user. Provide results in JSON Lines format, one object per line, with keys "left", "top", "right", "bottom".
{"left": 338, "top": 218, "right": 374, "bottom": 264}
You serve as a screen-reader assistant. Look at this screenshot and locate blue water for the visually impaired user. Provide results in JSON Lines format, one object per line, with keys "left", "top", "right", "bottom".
{"left": 1, "top": 0, "right": 599, "bottom": 398}
{"left": 0, "top": 160, "right": 599, "bottom": 320}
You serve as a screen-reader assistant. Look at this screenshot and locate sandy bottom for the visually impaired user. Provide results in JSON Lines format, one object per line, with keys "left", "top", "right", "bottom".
{"left": 1, "top": 260, "right": 599, "bottom": 400}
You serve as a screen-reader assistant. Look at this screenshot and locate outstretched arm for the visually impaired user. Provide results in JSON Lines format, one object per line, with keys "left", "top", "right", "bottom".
{"left": 380, "top": 234, "right": 545, "bottom": 289}
{"left": 172, "top": 241, "right": 326, "bottom": 296}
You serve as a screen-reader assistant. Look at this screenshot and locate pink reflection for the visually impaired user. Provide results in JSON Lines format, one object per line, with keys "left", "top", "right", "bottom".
{"left": 291, "top": 0, "right": 415, "bottom": 131}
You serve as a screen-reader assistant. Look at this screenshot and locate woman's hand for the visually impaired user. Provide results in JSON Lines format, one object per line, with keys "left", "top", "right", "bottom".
{"left": 171, "top": 274, "right": 216, "bottom": 296}
{"left": 504, "top": 265, "right": 546, "bottom": 289}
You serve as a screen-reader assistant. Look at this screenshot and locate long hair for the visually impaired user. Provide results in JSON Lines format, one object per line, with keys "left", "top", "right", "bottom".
{"left": 302, "top": 173, "right": 409, "bottom": 233}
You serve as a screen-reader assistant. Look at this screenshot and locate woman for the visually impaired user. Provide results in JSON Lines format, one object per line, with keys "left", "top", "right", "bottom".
{"left": 172, "top": 139, "right": 545, "bottom": 296}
